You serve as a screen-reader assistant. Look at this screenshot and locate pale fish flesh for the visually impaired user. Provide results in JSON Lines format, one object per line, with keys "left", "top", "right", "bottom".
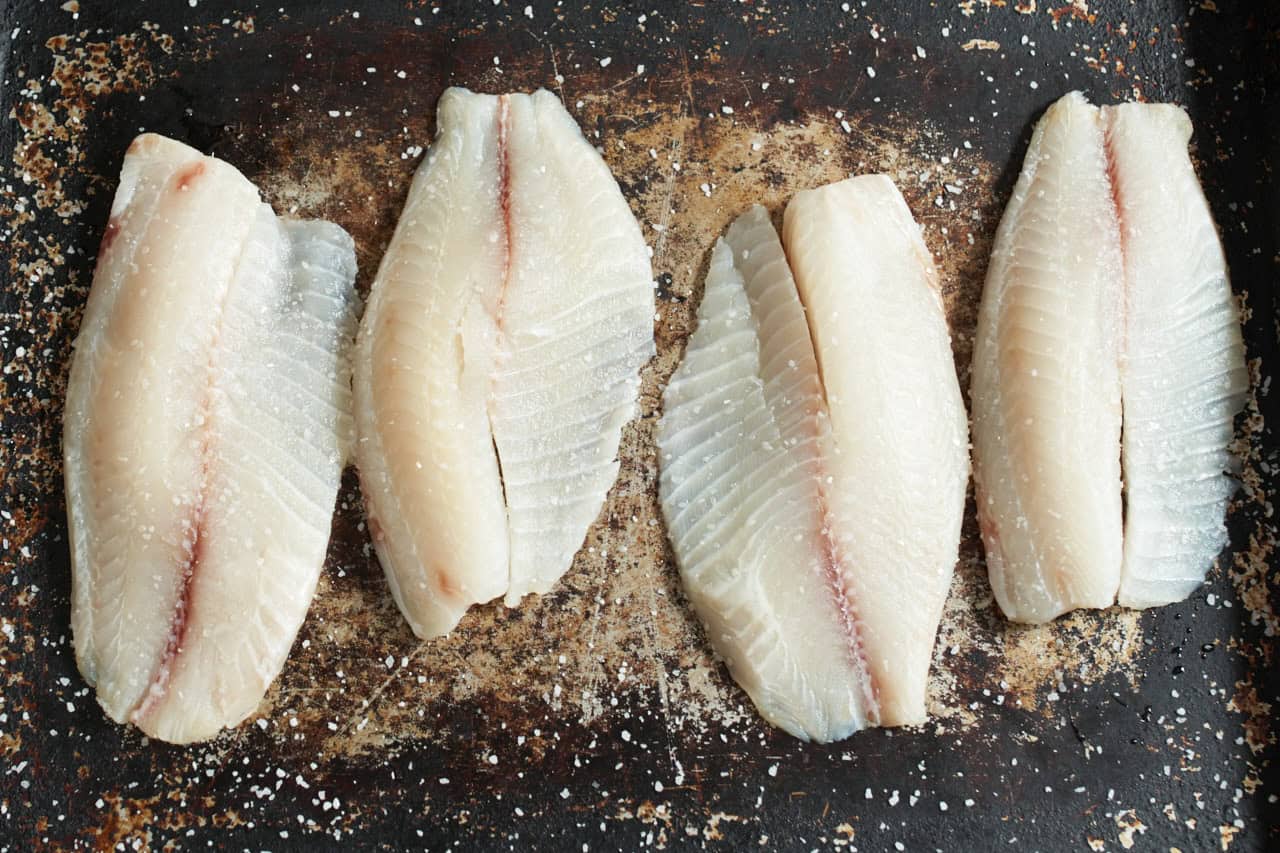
{"left": 353, "top": 88, "right": 654, "bottom": 638}
{"left": 972, "top": 91, "right": 1246, "bottom": 622}
{"left": 1104, "top": 102, "right": 1249, "bottom": 609}
{"left": 970, "top": 91, "right": 1126, "bottom": 623}
{"left": 64, "top": 133, "right": 360, "bottom": 743}
{"left": 658, "top": 177, "right": 968, "bottom": 741}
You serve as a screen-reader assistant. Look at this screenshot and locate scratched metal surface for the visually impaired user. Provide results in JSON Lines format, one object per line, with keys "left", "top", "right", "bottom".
{"left": 0, "top": 1, "right": 1277, "bottom": 850}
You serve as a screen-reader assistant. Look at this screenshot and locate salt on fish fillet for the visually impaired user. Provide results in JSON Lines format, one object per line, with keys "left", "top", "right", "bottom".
{"left": 972, "top": 92, "right": 1247, "bottom": 623}
{"left": 353, "top": 88, "right": 653, "bottom": 639}
{"left": 658, "top": 180, "right": 968, "bottom": 741}
{"left": 970, "top": 91, "right": 1126, "bottom": 623}
{"left": 1103, "top": 103, "right": 1249, "bottom": 609}
{"left": 783, "top": 177, "right": 970, "bottom": 728}
{"left": 658, "top": 206, "right": 875, "bottom": 741}
{"left": 64, "top": 133, "right": 359, "bottom": 743}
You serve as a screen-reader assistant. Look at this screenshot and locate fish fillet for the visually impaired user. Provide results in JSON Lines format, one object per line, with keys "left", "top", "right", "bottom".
{"left": 64, "top": 134, "right": 359, "bottom": 743}
{"left": 658, "top": 206, "right": 874, "bottom": 741}
{"left": 784, "top": 177, "right": 969, "bottom": 727}
{"left": 1104, "top": 103, "right": 1249, "bottom": 608}
{"left": 658, "top": 181, "right": 967, "bottom": 741}
{"left": 353, "top": 88, "right": 654, "bottom": 638}
{"left": 971, "top": 92, "right": 1125, "bottom": 623}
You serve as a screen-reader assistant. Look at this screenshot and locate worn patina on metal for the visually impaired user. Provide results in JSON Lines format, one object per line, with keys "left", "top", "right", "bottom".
{"left": 0, "top": 1, "right": 1276, "bottom": 849}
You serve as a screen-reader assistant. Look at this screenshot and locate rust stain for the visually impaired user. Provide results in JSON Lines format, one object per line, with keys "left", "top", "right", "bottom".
{"left": 1228, "top": 677, "right": 1275, "bottom": 755}
{"left": 1049, "top": 1, "right": 1097, "bottom": 27}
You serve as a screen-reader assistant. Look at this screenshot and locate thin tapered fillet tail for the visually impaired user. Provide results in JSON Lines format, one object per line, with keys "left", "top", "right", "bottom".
{"left": 658, "top": 205, "right": 875, "bottom": 742}
{"left": 970, "top": 91, "right": 1125, "bottom": 624}
{"left": 64, "top": 134, "right": 359, "bottom": 743}
{"left": 1103, "top": 103, "right": 1249, "bottom": 609}
{"left": 783, "top": 176, "right": 969, "bottom": 726}
{"left": 353, "top": 87, "right": 654, "bottom": 638}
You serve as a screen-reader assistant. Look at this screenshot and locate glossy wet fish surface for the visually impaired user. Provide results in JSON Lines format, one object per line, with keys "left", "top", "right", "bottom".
{"left": 353, "top": 87, "right": 655, "bottom": 639}
{"left": 1105, "top": 103, "right": 1249, "bottom": 609}
{"left": 658, "top": 179, "right": 969, "bottom": 742}
{"left": 971, "top": 91, "right": 1247, "bottom": 623}
{"left": 63, "top": 134, "right": 360, "bottom": 744}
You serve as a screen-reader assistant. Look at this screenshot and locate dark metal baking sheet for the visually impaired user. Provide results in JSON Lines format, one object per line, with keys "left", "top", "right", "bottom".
{"left": 1, "top": 1, "right": 1276, "bottom": 850}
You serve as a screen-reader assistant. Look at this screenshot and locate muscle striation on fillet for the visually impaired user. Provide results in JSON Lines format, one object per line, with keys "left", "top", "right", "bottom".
{"left": 64, "top": 135, "right": 359, "bottom": 743}
{"left": 354, "top": 88, "right": 654, "bottom": 638}
{"left": 659, "top": 184, "right": 967, "bottom": 741}
{"left": 971, "top": 92, "right": 1247, "bottom": 623}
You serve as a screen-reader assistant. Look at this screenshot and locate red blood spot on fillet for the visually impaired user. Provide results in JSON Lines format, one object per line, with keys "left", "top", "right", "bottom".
{"left": 130, "top": 501, "right": 205, "bottom": 725}
{"left": 814, "top": 488, "right": 880, "bottom": 722}
{"left": 804, "top": 402, "right": 878, "bottom": 720}
{"left": 367, "top": 515, "right": 384, "bottom": 545}
{"left": 494, "top": 95, "right": 513, "bottom": 326}
{"left": 434, "top": 568, "right": 463, "bottom": 599}
{"left": 126, "top": 134, "right": 155, "bottom": 155}
{"left": 497, "top": 96, "right": 512, "bottom": 273}
{"left": 176, "top": 161, "right": 206, "bottom": 191}
{"left": 98, "top": 218, "right": 121, "bottom": 254}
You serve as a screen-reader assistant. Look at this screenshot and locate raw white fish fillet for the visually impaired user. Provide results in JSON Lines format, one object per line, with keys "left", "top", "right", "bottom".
{"left": 970, "top": 92, "right": 1125, "bottom": 623}
{"left": 658, "top": 180, "right": 967, "bottom": 741}
{"left": 784, "top": 177, "right": 969, "bottom": 728}
{"left": 64, "top": 134, "right": 359, "bottom": 743}
{"left": 973, "top": 92, "right": 1248, "bottom": 622}
{"left": 1104, "top": 103, "right": 1249, "bottom": 608}
{"left": 658, "top": 206, "right": 874, "bottom": 741}
{"left": 353, "top": 88, "right": 653, "bottom": 638}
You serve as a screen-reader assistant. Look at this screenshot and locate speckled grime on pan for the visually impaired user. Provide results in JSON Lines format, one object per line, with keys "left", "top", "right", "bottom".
{"left": 0, "top": 1, "right": 1276, "bottom": 851}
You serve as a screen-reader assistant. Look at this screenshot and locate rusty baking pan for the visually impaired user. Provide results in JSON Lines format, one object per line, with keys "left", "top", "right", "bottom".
{"left": 1, "top": 0, "right": 1276, "bottom": 849}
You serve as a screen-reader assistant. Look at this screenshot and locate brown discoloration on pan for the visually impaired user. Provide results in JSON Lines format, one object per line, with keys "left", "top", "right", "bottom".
{"left": 1, "top": 2, "right": 1276, "bottom": 850}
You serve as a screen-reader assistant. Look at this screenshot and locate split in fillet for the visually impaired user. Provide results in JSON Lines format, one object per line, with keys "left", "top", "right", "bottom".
{"left": 971, "top": 92, "right": 1247, "bottom": 623}
{"left": 353, "top": 88, "right": 654, "bottom": 638}
{"left": 658, "top": 179, "right": 969, "bottom": 742}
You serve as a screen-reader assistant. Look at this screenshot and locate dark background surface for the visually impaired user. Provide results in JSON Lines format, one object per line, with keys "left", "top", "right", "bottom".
{"left": 1, "top": 1, "right": 1277, "bottom": 850}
